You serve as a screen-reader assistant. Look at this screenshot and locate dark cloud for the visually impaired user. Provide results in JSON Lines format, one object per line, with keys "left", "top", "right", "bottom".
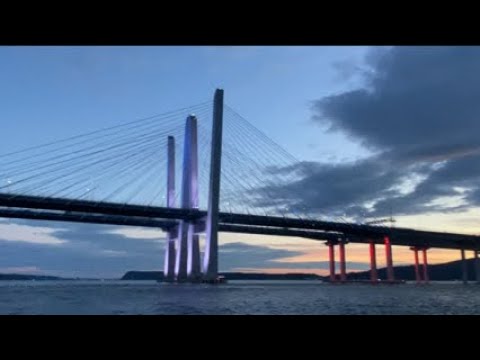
{"left": 317, "top": 47, "right": 480, "bottom": 156}
{"left": 0, "top": 220, "right": 167, "bottom": 278}
{"left": 260, "top": 46, "right": 480, "bottom": 218}
{"left": 0, "top": 219, "right": 323, "bottom": 277}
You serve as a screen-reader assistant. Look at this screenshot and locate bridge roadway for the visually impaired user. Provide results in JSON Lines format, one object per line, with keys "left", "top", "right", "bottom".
{"left": 0, "top": 193, "right": 479, "bottom": 250}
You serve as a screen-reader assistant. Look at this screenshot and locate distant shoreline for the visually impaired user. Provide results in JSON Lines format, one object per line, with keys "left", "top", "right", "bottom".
{"left": 0, "top": 257, "right": 477, "bottom": 281}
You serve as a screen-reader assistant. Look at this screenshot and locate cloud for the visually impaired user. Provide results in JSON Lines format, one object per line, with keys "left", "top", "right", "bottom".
{"left": 0, "top": 220, "right": 167, "bottom": 278}
{"left": 0, "top": 222, "right": 66, "bottom": 245}
{"left": 219, "top": 242, "right": 303, "bottom": 270}
{"left": 259, "top": 46, "right": 480, "bottom": 219}
{"left": 0, "top": 220, "right": 320, "bottom": 277}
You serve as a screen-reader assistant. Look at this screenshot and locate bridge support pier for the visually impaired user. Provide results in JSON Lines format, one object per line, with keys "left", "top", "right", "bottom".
{"left": 461, "top": 249, "right": 468, "bottom": 284}
{"left": 176, "top": 115, "right": 202, "bottom": 283}
{"left": 422, "top": 248, "right": 429, "bottom": 284}
{"left": 411, "top": 247, "right": 421, "bottom": 284}
{"left": 326, "top": 241, "right": 336, "bottom": 283}
{"left": 163, "top": 136, "right": 176, "bottom": 282}
{"left": 411, "top": 246, "right": 429, "bottom": 284}
{"left": 203, "top": 89, "right": 224, "bottom": 282}
{"left": 475, "top": 250, "right": 480, "bottom": 285}
{"left": 339, "top": 240, "right": 347, "bottom": 282}
{"left": 187, "top": 224, "right": 201, "bottom": 281}
{"left": 369, "top": 241, "right": 378, "bottom": 283}
{"left": 164, "top": 234, "right": 176, "bottom": 282}
{"left": 175, "top": 223, "right": 189, "bottom": 281}
{"left": 384, "top": 236, "right": 395, "bottom": 283}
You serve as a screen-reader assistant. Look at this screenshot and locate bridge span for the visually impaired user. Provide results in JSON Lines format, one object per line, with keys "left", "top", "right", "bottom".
{"left": 0, "top": 89, "right": 479, "bottom": 284}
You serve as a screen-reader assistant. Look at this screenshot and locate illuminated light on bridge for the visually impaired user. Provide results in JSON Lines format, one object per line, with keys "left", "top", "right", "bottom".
{"left": 384, "top": 236, "right": 395, "bottom": 283}
{"left": 163, "top": 136, "right": 176, "bottom": 282}
{"left": 369, "top": 240, "right": 378, "bottom": 283}
{"left": 410, "top": 246, "right": 430, "bottom": 284}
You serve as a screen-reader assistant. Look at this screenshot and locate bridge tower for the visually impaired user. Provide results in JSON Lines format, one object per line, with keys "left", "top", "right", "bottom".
{"left": 203, "top": 89, "right": 224, "bottom": 281}
{"left": 185, "top": 115, "right": 201, "bottom": 281}
{"left": 163, "top": 136, "right": 177, "bottom": 282}
{"left": 175, "top": 115, "right": 201, "bottom": 282}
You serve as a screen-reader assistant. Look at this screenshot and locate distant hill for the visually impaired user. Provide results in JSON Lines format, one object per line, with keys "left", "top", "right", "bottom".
{"left": 346, "top": 258, "right": 479, "bottom": 281}
{"left": 2, "top": 257, "right": 476, "bottom": 281}
{"left": 122, "top": 271, "right": 164, "bottom": 281}
{"left": 122, "top": 258, "right": 479, "bottom": 282}
{"left": 0, "top": 274, "right": 64, "bottom": 281}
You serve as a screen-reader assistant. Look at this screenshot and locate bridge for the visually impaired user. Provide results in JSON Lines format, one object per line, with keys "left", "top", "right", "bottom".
{"left": 0, "top": 89, "right": 479, "bottom": 284}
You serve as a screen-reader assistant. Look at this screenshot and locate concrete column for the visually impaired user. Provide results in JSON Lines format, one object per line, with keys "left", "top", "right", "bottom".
{"left": 339, "top": 241, "right": 347, "bottom": 282}
{"left": 328, "top": 242, "right": 336, "bottom": 283}
{"left": 475, "top": 250, "right": 480, "bottom": 285}
{"left": 203, "top": 89, "right": 224, "bottom": 281}
{"left": 369, "top": 241, "right": 378, "bottom": 283}
{"left": 176, "top": 115, "right": 200, "bottom": 282}
{"left": 422, "top": 248, "right": 429, "bottom": 284}
{"left": 384, "top": 236, "right": 395, "bottom": 282}
{"left": 174, "top": 223, "right": 188, "bottom": 281}
{"left": 411, "top": 247, "right": 421, "bottom": 284}
{"left": 461, "top": 249, "right": 468, "bottom": 284}
{"left": 183, "top": 115, "right": 201, "bottom": 281}
{"left": 187, "top": 224, "right": 201, "bottom": 281}
{"left": 163, "top": 136, "right": 176, "bottom": 282}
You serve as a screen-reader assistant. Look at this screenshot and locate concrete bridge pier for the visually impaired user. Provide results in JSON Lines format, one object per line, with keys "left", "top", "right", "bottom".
{"left": 460, "top": 249, "right": 468, "bottom": 285}
{"left": 174, "top": 114, "right": 202, "bottom": 283}
{"left": 422, "top": 248, "right": 429, "bottom": 284}
{"left": 475, "top": 250, "right": 480, "bottom": 285}
{"left": 326, "top": 240, "right": 337, "bottom": 283}
{"left": 461, "top": 249, "right": 468, "bottom": 284}
{"left": 175, "top": 222, "right": 189, "bottom": 282}
{"left": 339, "top": 240, "right": 347, "bottom": 282}
{"left": 187, "top": 224, "right": 201, "bottom": 281}
{"left": 410, "top": 246, "right": 429, "bottom": 284}
{"left": 183, "top": 115, "right": 201, "bottom": 282}
{"left": 163, "top": 136, "right": 176, "bottom": 282}
{"left": 203, "top": 89, "right": 224, "bottom": 281}
{"left": 411, "top": 247, "right": 421, "bottom": 284}
{"left": 369, "top": 240, "right": 378, "bottom": 283}
{"left": 384, "top": 236, "right": 395, "bottom": 283}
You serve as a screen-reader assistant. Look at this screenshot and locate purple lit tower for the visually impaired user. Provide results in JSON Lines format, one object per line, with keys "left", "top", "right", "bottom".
{"left": 163, "top": 136, "right": 176, "bottom": 282}
{"left": 175, "top": 115, "right": 201, "bottom": 281}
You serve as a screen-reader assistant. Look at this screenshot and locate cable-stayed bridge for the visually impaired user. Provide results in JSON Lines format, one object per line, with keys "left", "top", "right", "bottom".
{"left": 0, "top": 89, "right": 479, "bottom": 284}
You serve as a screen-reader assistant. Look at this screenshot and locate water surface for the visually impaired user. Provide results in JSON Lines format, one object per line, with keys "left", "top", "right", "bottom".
{"left": 0, "top": 280, "right": 478, "bottom": 314}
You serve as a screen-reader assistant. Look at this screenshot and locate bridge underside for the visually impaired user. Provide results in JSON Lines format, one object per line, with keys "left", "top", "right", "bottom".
{"left": 0, "top": 193, "right": 479, "bottom": 250}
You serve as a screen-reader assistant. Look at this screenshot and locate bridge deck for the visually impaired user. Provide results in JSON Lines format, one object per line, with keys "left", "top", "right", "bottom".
{"left": 0, "top": 193, "right": 479, "bottom": 250}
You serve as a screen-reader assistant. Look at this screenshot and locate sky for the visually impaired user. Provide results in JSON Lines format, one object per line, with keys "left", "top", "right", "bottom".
{"left": 0, "top": 46, "right": 478, "bottom": 278}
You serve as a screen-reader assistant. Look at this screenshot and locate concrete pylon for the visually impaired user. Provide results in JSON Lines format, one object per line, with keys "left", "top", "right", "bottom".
{"left": 187, "top": 224, "right": 201, "bottom": 280}
{"left": 461, "top": 249, "right": 468, "bottom": 284}
{"left": 384, "top": 236, "right": 395, "bottom": 282}
{"left": 369, "top": 241, "right": 378, "bottom": 283}
{"left": 422, "top": 248, "right": 429, "bottom": 284}
{"left": 174, "top": 222, "right": 188, "bottom": 281}
{"left": 326, "top": 241, "right": 336, "bottom": 283}
{"left": 175, "top": 115, "right": 201, "bottom": 282}
{"left": 411, "top": 247, "right": 421, "bottom": 284}
{"left": 475, "top": 250, "right": 480, "bottom": 285}
{"left": 203, "top": 89, "right": 224, "bottom": 281}
{"left": 163, "top": 136, "right": 176, "bottom": 282}
{"left": 184, "top": 116, "right": 201, "bottom": 281}
{"left": 339, "top": 240, "right": 347, "bottom": 282}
